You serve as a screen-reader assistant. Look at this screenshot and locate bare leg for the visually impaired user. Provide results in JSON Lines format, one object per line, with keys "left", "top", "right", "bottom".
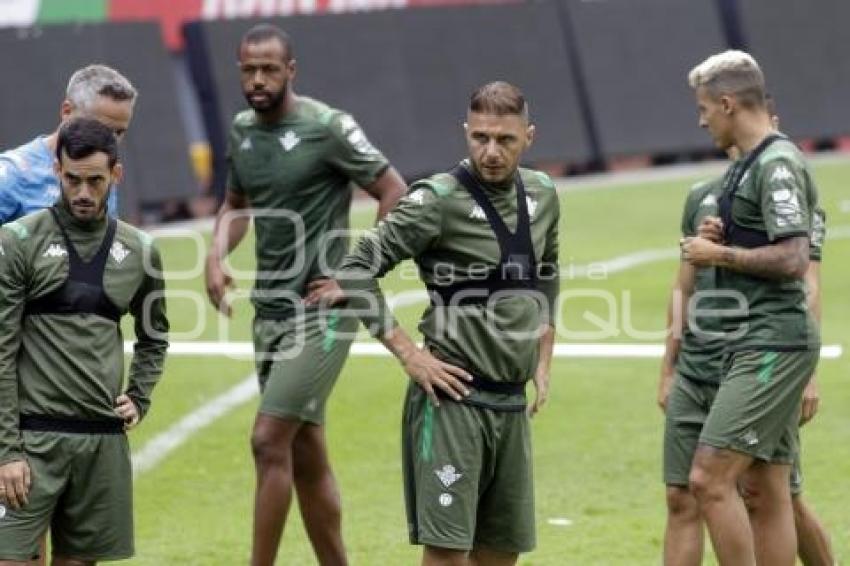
{"left": 469, "top": 546, "right": 518, "bottom": 566}
{"left": 689, "top": 445, "right": 756, "bottom": 566}
{"left": 422, "top": 546, "right": 467, "bottom": 566}
{"left": 292, "top": 424, "right": 347, "bottom": 566}
{"left": 663, "top": 485, "right": 704, "bottom": 566}
{"left": 739, "top": 462, "right": 796, "bottom": 566}
{"left": 792, "top": 495, "right": 834, "bottom": 566}
{"left": 250, "top": 414, "right": 302, "bottom": 566}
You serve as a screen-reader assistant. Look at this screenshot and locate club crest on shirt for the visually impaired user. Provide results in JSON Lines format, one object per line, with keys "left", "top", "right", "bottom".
{"left": 42, "top": 243, "right": 67, "bottom": 258}
{"left": 770, "top": 165, "right": 794, "bottom": 182}
{"left": 240, "top": 137, "right": 252, "bottom": 151}
{"left": 469, "top": 205, "right": 486, "bottom": 220}
{"left": 110, "top": 241, "right": 130, "bottom": 264}
{"left": 279, "top": 131, "right": 300, "bottom": 152}
{"left": 435, "top": 464, "right": 462, "bottom": 488}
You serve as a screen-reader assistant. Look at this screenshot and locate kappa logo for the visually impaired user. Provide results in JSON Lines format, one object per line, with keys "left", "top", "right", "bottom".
{"left": 741, "top": 430, "right": 759, "bottom": 446}
{"left": 347, "top": 128, "right": 379, "bottom": 156}
{"left": 435, "top": 464, "right": 462, "bottom": 488}
{"left": 700, "top": 194, "right": 718, "bottom": 208}
{"left": 406, "top": 189, "right": 425, "bottom": 205}
{"left": 110, "top": 241, "right": 130, "bottom": 264}
{"left": 770, "top": 165, "right": 794, "bottom": 183}
{"left": 240, "top": 137, "right": 252, "bottom": 151}
{"left": 469, "top": 205, "right": 486, "bottom": 221}
{"left": 526, "top": 196, "right": 538, "bottom": 219}
{"left": 279, "top": 131, "right": 300, "bottom": 152}
{"left": 43, "top": 243, "right": 67, "bottom": 258}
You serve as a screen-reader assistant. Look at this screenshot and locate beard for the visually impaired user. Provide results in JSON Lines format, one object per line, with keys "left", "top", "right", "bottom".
{"left": 62, "top": 190, "right": 108, "bottom": 222}
{"left": 244, "top": 84, "right": 287, "bottom": 113}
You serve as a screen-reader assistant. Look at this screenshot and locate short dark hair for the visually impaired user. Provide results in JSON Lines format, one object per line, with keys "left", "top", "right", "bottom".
{"left": 469, "top": 81, "right": 529, "bottom": 119}
{"left": 56, "top": 117, "right": 119, "bottom": 169}
{"left": 240, "top": 24, "right": 294, "bottom": 62}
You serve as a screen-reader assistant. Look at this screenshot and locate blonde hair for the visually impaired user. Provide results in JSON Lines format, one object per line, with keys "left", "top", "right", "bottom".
{"left": 688, "top": 50, "right": 765, "bottom": 107}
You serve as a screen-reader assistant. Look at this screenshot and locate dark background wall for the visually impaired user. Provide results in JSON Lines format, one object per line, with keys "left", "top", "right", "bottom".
{"left": 3, "top": 0, "right": 849, "bottom": 212}
{"left": 736, "top": 0, "right": 850, "bottom": 140}
{"left": 185, "top": 1, "right": 591, "bottom": 195}
{"left": 0, "top": 22, "right": 197, "bottom": 219}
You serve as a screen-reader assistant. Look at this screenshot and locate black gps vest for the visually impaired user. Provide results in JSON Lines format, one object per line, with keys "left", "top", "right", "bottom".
{"left": 425, "top": 164, "right": 537, "bottom": 307}
{"left": 718, "top": 134, "right": 785, "bottom": 249}
{"left": 24, "top": 208, "right": 122, "bottom": 324}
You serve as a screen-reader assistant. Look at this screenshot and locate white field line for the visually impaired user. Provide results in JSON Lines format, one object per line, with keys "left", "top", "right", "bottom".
{"left": 132, "top": 375, "right": 258, "bottom": 476}
{"left": 127, "top": 341, "right": 843, "bottom": 360}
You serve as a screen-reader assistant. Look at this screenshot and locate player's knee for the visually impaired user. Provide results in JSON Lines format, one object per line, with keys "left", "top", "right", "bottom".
{"left": 423, "top": 545, "right": 467, "bottom": 566}
{"left": 666, "top": 486, "right": 699, "bottom": 520}
{"left": 688, "top": 464, "right": 722, "bottom": 504}
{"left": 251, "top": 428, "right": 291, "bottom": 467}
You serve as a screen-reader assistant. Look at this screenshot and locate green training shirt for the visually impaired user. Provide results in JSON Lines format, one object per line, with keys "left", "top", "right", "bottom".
{"left": 715, "top": 137, "right": 820, "bottom": 351}
{"left": 337, "top": 162, "right": 560, "bottom": 408}
{"left": 0, "top": 202, "right": 169, "bottom": 465}
{"left": 675, "top": 178, "right": 725, "bottom": 384}
{"left": 675, "top": 176, "right": 826, "bottom": 384}
{"left": 226, "top": 96, "right": 390, "bottom": 318}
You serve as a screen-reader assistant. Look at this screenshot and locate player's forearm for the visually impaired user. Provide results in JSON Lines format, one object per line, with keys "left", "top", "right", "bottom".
{"left": 378, "top": 324, "right": 419, "bottom": 365}
{"left": 535, "top": 324, "right": 555, "bottom": 377}
{"left": 209, "top": 200, "right": 250, "bottom": 260}
{"left": 368, "top": 167, "right": 407, "bottom": 221}
{"left": 127, "top": 269, "right": 170, "bottom": 420}
{"left": 126, "top": 333, "right": 168, "bottom": 420}
{"left": 716, "top": 237, "right": 809, "bottom": 280}
{"left": 0, "top": 371, "right": 23, "bottom": 464}
{"left": 804, "top": 261, "right": 822, "bottom": 323}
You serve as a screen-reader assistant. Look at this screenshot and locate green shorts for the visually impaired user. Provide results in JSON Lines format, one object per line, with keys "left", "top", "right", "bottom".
{"left": 790, "top": 437, "right": 803, "bottom": 495}
{"left": 402, "top": 384, "right": 535, "bottom": 554}
{"left": 663, "top": 374, "right": 719, "bottom": 487}
{"left": 700, "top": 349, "right": 818, "bottom": 464}
{"left": 253, "top": 308, "right": 357, "bottom": 425}
{"left": 0, "top": 431, "right": 133, "bottom": 562}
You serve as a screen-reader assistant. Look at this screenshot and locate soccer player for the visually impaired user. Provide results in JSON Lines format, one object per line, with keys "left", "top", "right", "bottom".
{"left": 681, "top": 50, "right": 821, "bottom": 565}
{"left": 0, "top": 117, "right": 169, "bottom": 565}
{"left": 203, "top": 24, "right": 406, "bottom": 566}
{"left": 659, "top": 160, "right": 832, "bottom": 564}
{"left": 0, "top": 64, "right": 136, "bottom": 224}
{"left": 306, "top": 81, "right": 560, "bottom": 566}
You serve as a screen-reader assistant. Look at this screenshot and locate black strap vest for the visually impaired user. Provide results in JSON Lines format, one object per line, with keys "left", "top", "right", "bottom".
{"left": 24, "top": 208, "right": 122, "bottom": 323}
{"left": 425, "top": 165, "right": 537, "bottom": 307}
{"left": 718, "top": 134, "right": 785, "bottom": 248}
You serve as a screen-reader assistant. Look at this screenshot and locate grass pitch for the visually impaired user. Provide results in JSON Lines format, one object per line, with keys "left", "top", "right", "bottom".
{"left": 126, "top": 159, "right": 850, "bottom": 565}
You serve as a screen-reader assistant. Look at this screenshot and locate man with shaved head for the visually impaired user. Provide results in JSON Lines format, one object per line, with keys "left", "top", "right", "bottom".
{"left": 0, "top": 64, "right": 136, "bottom": 224}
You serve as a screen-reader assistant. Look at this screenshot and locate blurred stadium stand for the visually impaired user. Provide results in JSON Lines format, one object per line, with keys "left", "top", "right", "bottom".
{"left": 0, "top": 22, "right": 197, "bottom": 222}
{"left": 1, "top": 0, "right": 848, "bottom": 218}
{"left": 184, "top": 2, "right": 591, "bottom": 195}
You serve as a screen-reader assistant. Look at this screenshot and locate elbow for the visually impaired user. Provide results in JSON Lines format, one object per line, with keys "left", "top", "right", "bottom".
{"left": 785, "top": 255, "right": 809, "bottom": 280}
